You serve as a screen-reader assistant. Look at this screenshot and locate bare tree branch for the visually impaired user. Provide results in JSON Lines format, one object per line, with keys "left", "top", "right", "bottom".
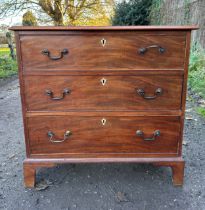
{"left": 0, "top": 0, "right": 114, "bottom": 25}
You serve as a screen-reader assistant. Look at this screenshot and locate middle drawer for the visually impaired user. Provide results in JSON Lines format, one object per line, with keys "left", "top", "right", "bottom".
{"left": 24, "top": 75, "right": 183, "bottom": 111}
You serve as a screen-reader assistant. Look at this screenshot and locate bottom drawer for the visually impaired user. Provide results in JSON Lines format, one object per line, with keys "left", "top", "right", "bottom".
{"left": 27, "top": 116, "right": 181, "bottom": 156}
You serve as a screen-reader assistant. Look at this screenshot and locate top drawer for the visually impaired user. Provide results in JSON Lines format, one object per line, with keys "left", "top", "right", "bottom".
{"left": 20, "top": 32, "right": 186, "bottom": 72}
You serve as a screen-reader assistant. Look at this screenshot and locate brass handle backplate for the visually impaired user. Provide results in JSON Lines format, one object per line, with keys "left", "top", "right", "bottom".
{"left": 137, "top": 88, "right": 163, "bottom": 100}
{"left": 45, "top": 88, "right": 71, "bottom": 100}
{"left": 138, "top": 45, "right": 165, "bottom": 55}
{"left": 47, "top": 130, "right": 72, "bottom": 143}
{"left": 42, "top": 48, "right": 68, "bottom": 60}
{"left": 136, "top": 130, "right": 161, "bottom": 141}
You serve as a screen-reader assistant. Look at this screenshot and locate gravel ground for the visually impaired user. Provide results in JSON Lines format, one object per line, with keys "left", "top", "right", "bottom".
{"left": 0, "top": 79, "right": 205, "bottom": 210}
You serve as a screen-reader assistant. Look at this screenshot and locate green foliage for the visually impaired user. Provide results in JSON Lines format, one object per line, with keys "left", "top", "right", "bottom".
{"left": 112, "top": 0, "right": 153, "bottom": 26}
{"left": 196, "top": 107, "right": 205, "bottom": 118}
{"left": 22, "top": 11, "right": 38, "bottom": 26}
{"left": 0, "top": 56, "right": 17, "bottom": 78}
{"left": 189, "top": 44, "right": 205, "bottom": 98}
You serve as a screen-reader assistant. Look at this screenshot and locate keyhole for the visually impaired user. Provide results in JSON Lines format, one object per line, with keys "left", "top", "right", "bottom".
{"left": 101, "top": 38, "right": 106, "bottom": 47}
{"left": 101, "top": 118, "right": 106, "bottom": 126}
{"left": 100, "top": 78, "right": 107, "bottom": 86}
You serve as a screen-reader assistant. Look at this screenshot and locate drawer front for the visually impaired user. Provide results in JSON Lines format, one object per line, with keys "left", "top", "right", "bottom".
{"left": 24, "top": 75, "right": 183, "bottom": 111}
{"left": 28, "top": 116, "right": 180, "bottom": 156}
{"left": 20, "top": 33, "right": 185, "bottom": 71}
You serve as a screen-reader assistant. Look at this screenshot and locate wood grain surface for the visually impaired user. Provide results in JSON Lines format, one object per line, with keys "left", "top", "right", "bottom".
{"left": 24, "top": 75, "right": 183, "bottom": 111}
{"left": 28, "top": 116, "right": 180, "bottom": 156}
{"left": 20, "top": 33, "right": 186, "bottom": 71}
{"left": 10, "top": 25, "right": 199, "bottom": 31}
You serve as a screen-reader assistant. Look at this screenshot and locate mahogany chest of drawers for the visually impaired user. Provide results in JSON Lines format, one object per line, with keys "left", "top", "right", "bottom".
{"left": 10, "top": 26, "right": 197, "bottom": 187}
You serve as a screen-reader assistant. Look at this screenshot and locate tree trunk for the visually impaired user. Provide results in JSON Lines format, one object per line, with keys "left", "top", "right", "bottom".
{"left": 6, "top": 32, "right": 15, "bottom": 60}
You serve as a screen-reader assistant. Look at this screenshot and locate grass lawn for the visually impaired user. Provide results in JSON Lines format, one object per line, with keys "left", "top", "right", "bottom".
{"left": 196, "top": 107, "right": 205, "bottom": 118}
{"left": 0, "top": 47, "right": 17, "bottom": 78}
{"left": 0, "top": 47, "right": 10, "bottom": 56}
